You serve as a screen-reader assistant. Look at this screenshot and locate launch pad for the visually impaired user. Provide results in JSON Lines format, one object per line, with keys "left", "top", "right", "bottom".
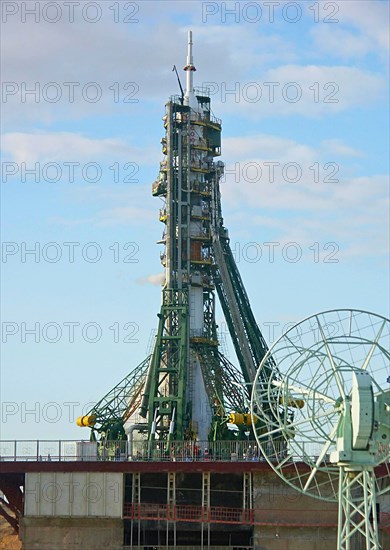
{"left": 1, "top": 32, "right": 389, "bottom": 550}
{"left": 76, "top": 30, "right": 273, "bottom": 452}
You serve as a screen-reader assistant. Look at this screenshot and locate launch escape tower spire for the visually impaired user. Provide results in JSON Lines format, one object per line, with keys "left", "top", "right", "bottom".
{"left": 77, "top": 31, "right": 275, "bottom": 445}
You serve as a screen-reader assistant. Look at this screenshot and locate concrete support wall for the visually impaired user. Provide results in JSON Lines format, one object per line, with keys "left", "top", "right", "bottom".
{"left": 253, "top": 471, "right": 338, "bottom": 549}
{"left": 252, "top": 471, "right": 389, "bottom": 549}
{"left": 20, "top": 517, "right": 122, "bottom": 550}
{"left": 16, "top": 468, "right": 388, "bottom": 549}
{"left": 253, "top": 526, "right": 337, "bottom": 550}
{"left": 25, "top": 472, "right": 122, "bottom": 517}
{"left": 22, "top": 472, "right": 123, "bottom": 549}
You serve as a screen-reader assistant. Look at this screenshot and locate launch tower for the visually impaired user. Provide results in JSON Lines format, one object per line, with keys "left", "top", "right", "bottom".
{"left": 77, "top": 31, "right": 274, "bottom": 447}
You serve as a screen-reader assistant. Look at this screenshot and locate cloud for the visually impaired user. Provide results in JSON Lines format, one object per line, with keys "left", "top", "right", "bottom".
{"left": 2, "top": 10, "right": 386, "bottom": 126}
{"left": 321, "top": 139, "right": 364, "bottom": 158}
{"left": 137, "top": 272, "right": 165, "bottom": 286}
{"left": 221, "top": 133, "right": 364, "bottom": 189}
{"left": 1, "top": 21, "right": 197, "bottom": 124}
{"left": 223, "top": 173, "right": 389, "bottom": 260}
{"left": 1, "top": 19, "right": 295, "bottom": 90}
{"left": 308, "top": 2, "right": 389, "bottom": 66}
{"left": 209, "top": 65, "right": 386, "bottom": 119}
{"left": 1, "top": 131, "right": 154, "bottom": 165}
{"left": 339, "top": 1, "right": 390, "bottom": 53}
{"left": 218, "top": 133, "right": 388, "bottom": 260}
{"left": 42, "top": 180, "right": 157, "bottom": 228}
{"left": 223, "top": 134, "right": 316, "bottom": 165}
{"left": 191, "top": 24, "right": 298, "bottom": 70}
{"left": 310, "top": 26, "right": 377, "bottom": 61}
{"left": 0, "top": 18, "right": 310, "bottom": 126}
{"left": 222, "top": 134, "right": 387, "bottom": 211}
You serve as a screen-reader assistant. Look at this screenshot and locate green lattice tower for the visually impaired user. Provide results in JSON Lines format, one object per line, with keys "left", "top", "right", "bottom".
{"left": 145, "top": 94, "right": 224, "bottom": 443}
{"left": 77, "top": 33, "right": 276, "bottom": 444}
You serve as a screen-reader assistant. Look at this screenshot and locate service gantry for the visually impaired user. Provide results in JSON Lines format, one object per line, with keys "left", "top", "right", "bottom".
{"left": 77, "top": 31, "right": 275, "bottom": 447}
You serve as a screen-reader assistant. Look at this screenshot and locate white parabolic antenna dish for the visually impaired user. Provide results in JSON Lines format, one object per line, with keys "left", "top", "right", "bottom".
{"left": 250, "top": 309, "right": 389, "bottom": 547}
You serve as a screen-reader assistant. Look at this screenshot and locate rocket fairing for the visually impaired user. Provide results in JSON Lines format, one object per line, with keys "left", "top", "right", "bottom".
{"left": 183, "top": 30, "right": 197, "bottom": 108}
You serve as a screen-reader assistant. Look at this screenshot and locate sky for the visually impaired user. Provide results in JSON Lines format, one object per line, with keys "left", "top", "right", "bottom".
{"left": 1, "top": 0, "right": 389, "bottom": 442}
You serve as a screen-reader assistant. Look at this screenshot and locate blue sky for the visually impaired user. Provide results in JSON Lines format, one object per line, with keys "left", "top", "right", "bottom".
{"left": 1, "top": 1, "right": 389, "bottom": 441}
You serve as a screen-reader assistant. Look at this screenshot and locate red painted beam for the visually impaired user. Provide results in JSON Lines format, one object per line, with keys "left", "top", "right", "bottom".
{"left": 1, "top": 460, "right": 388, "bottom": 476}
{"left": 0, "top": 460, "right": 273, "bottom": 474}
{"left": 0, "top": 504, "right": 18, "bottom": 532}
{"left": 1, "top": 461, "right": 389, "bottom": 475}
{"left": 0, "top": 473, "right": 24, "bottom": 534}
{"left": 0, "top": 474, "right": 24, "bottom": 510}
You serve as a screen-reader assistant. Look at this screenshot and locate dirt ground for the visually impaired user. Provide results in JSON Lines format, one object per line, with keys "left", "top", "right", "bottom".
{"left": 0, "top": 517, "right": 21, "bottom": 550}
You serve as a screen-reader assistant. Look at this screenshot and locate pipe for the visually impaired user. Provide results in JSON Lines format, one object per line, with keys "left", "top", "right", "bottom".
{"left": 139, "top": 353, "right": 154, "bottom": 418}
{"left": 127, "top": 423, "right": 148, "bottom": 458}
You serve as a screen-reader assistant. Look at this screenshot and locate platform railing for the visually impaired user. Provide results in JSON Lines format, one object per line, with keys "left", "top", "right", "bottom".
{"left": 123, "top": 502, "right": 340, "bottom": 527}
{"left": 115, "top": 547, "right": 254, "bottom": 550}
{"left": 0, "top": 439, "right": 327, "bottom": 463}
{"left": 121, "top": 505, "right": 390, "bottom": 532}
